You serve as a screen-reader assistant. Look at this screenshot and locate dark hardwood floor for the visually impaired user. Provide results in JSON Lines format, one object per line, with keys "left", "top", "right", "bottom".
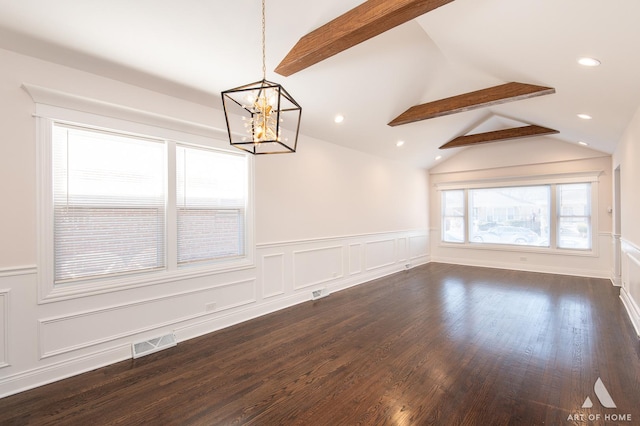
{"left": 1, "top": 263, "right": 639, "bottom": 425}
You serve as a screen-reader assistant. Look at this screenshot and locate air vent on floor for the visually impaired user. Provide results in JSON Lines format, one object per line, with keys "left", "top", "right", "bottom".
{"left": 311, "top": 288, "right": 330, "bottom": 300}
{"left": 132, "top": 333, "right": 177, "bottom": 359}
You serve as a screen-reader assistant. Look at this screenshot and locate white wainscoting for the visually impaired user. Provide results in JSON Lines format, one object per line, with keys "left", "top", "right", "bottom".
{"left": 620, "top": 239, "right": 640, "bottom": 337}
{"left": 0, "top": 229, "right": 428, "bottom": 398}
{"left": 38, "top": 278, "right": 256, "bottom": 359}
{"left": 262, "top": 253, "right": 285, "bottom": 299}
{"left": 293, "top": 246, "right": 344, "bottom": 290}
{"left": 365, "top": 239, "right": 396, "bottom": 271}
{"left": 431, "top": 231, "right": 613, "bottom": 279}
{"left": 0, "top": 290, "right": 8, "bottom": 368}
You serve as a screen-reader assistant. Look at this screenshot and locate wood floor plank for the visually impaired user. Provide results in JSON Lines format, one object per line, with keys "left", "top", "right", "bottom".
{"left": 0, "top": 263, "right": 638, "bottom": 425}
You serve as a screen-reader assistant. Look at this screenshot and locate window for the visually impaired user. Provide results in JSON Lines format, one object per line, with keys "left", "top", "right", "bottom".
{"left": 176, "top": 145, "right": 247, "bottom": 265}
{"left": 45, "top": 120, "right": 251, "bottom": 290}
{"left": 558, "top": 183, "right": 591, "bottom": 250}
{"left": 440, "top": 179, "right": 596, "bottom": 251}
{"left": 442, "top": 190, "right": 465, "bottom": 243}
{"left": 53, "top": 125, "right": 166, "bottom": 283}
{"left": 469, "top": 186, "right": 550, "bottom": 247}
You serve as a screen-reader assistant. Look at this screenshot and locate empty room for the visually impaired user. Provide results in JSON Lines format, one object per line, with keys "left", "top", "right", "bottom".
{"left": 0, "top": 0, "right": 639, "bottom": 424}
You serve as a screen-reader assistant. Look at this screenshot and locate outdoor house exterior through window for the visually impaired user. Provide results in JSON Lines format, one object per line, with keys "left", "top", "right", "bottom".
{"left": 441, "top": 182, "right": 593, "bottom": 250}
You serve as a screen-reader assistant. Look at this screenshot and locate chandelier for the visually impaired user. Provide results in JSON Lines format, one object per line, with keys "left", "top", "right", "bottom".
{"left": 221, "top": 0, "right": 302, "bottom": 154}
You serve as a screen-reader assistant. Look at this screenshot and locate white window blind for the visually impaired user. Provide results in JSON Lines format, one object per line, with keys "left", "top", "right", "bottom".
{"left": 176, "top": 144, "right": 247, "bottom": 266}
{"left": 53, "top": 124, "right": 166, "bottom": 283}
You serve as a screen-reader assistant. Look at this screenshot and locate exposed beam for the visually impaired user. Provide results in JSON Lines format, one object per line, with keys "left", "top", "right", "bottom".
{"left": 388, "top": 82, "right": 556, "bottom": 126}
{"left": 274, "top": 0, "right": 454, "bottom": 76}
{"left": 439, "top": 125, "right": 559, "bottom": 149}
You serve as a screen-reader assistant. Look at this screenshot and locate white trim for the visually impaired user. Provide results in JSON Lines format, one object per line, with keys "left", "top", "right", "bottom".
{"left": 364, "top": 238, "right": 397, "bottom": 271}
{"left": 0, "top": 290, "right": 9, "bottom": 368}
{"left": 0, "top": 344, "right": 132, "bottom": 399}
{"left": 256, "top": 229, "right": 428, "bottom": 249}
{"left": 431, "top": 256, "right": 611, "bottom": 280}
{"left": 620, "top": 288, "right": 640, "bottom": 337}
{"left": 434, "top": 170, "right": 603, "bottom": 191}
{"left": 22, "top": 83, "right": 228, "bottom": 141}
{"left": 0, "top": 266, "right": 37, "bottom": 278}
{"left": 261, "top": 253, "right": 285, "bottom": 299}
{"left": 39, "top": 278, "right": 256, "bottom": 358}
{"left": 292, "top": 245, "right": 344, "bottom": 290}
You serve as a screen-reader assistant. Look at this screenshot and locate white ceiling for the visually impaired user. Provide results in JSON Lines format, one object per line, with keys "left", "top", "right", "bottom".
{"left": 1, "top": 0, "right": 639, "bottom": 169}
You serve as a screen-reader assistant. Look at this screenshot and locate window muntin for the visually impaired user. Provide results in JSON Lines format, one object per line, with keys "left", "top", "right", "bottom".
{"left": 442, "top": 190, "right": 465, "bottom": 243}
{"left": 469, "top": 186, "right": 550, "bottom": 247}
{"left": 557, "top": 183, "right": 591, "bottom": 250}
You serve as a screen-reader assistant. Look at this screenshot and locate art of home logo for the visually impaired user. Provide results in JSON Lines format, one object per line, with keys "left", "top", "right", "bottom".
{"left": 566, "top": 377, "right": 632, "bottom": 423}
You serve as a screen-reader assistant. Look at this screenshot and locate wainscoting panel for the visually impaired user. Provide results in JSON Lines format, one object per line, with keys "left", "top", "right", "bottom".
{"left": 397, "top": 238, "right": 408, "bottom": 263}
{"left": 349, "top": 244, "right": 362, "bottom": 275}
{"left": 213, "top": 279, "right": 256, "bottom": 312}
{"left": 0, "top": 290, "right": 8, "bottom": 367}
{"left": 38, "top": 280, "right": 254, "bottom": 358}
{"left": 262, "top": 254, "right": 285, "bottom": 299}
{"left": 409, "top": 235, "right": 429, "bottom": 260}
{"left": 293, "top": 246, "right": 344, "bottom": 290}
{"left": 365, "top": 239, "right": 396, "bottom": 271}
{"left": 621, "top": 239, "right": 640, "bottom": 336}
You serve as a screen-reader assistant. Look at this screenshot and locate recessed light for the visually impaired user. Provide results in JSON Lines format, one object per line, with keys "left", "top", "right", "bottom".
{"left": 435, "top": 155, "right": 442, "bottom": 161}
{"left": 396, "top": 140, "right": 405, "bottom": 147}
{"left": 577, "top": 113, "right": 592, "bottom": 120}
{"left": 334, "top": 115, "right": 344, "bottom": 123}
{"left": 578, "top": 141, "right": 589, "bottom": 146}
{"left": 578, "top": 57, "right": 601, "bottom": 67}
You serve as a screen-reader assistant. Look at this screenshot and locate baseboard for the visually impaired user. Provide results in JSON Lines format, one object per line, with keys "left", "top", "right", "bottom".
{"left": 0, "top": 345, "right": 131, "bottom": 399}
{"left": 620, "top": 288, "right": 640, "bottom": 338}
{"left": 431, "top": 256, "right": 611, "bottom": 280}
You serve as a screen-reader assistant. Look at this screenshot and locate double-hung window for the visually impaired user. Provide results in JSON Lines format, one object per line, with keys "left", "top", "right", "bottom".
{"left": 557, "top": 183, "right": 592, "bottom": 250}
{"left": 38, "top": 112, "right": 252, "bottom": 301}
{"left": 53, "top": 124, "right": 166, "bottom": 283}
{"left": 176, "top": 145, "right": 247, "bottom": 265}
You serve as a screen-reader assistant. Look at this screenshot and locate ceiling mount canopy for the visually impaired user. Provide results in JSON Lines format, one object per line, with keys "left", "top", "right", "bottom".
{"left": 221, "top": 0, "right": 302, "bottom": 155}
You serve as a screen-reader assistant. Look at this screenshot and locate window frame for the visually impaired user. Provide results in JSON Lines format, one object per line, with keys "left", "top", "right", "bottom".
{"left": 35, "top": 104, "right": 255, "bottom": 304}
{"left": 437, "top": 172, "right": 600, "bottom": 255}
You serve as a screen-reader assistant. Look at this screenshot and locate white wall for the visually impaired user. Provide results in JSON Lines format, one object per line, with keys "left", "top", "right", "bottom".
{"left": 0, "top": 47, "right": 429, "bottom": 397}
{"left": 613, "top": 105, "right": 640, "bottom": 336}
{"left": 429, "top": 137, "right": 613, "bottom": 278}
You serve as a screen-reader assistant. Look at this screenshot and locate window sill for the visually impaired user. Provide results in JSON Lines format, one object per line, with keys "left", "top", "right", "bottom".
{"left": 438, "top": 241, "right": 597, "bottom": 258}
{"left": 39, "top": 258, "right": 255, "bottom": 304}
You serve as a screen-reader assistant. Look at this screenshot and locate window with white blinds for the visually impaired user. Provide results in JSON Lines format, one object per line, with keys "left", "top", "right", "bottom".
{"left": 176, "top": 145, "right": 247, "bottom": 265}
{"left": 53, "top": 124, "right": 166, "bottom": 283}
{"left": 47, "top": 121, "right": 251, "bottom": 287}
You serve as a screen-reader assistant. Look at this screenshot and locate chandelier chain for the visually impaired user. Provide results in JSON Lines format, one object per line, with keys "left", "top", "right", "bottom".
{"left": 261, "top": 0, "right": 266, "bottom": 80}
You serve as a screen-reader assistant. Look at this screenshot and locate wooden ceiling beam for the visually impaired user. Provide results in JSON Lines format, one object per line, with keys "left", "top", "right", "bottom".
{"left": 439, "top": 125, "right": 559, "bottom": 149}
{"left": 388, "top": 82, "right": 555, "bottom": 126}
{"left": 274, "top": 0, "right": 454, "bottom": 77}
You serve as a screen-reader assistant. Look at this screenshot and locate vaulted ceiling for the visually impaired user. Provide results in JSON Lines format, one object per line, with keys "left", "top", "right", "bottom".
{"left": 1, "top": 0, "right": 639, "bottom": 168}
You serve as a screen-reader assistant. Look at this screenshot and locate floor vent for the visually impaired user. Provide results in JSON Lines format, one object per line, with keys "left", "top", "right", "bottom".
{"left": 311, "top": 288, "right": 330, "bottom": 300}
{"left": 132, "top": 333, "right": 177, "bottom": 359}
